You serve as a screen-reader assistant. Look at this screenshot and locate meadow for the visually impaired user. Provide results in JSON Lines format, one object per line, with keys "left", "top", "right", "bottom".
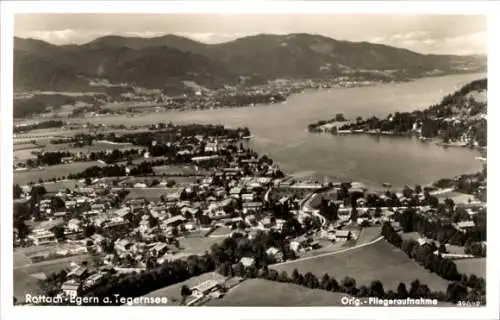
{"left": 455, "top": 258, "right": 486, "bottom": 278}
{"left": 271, "top": 240, "right": 450, "bottom": 292}
{"left": 43, "top": 141, "right": 135, "bottom": 153}
{"left": 14, "top": 161, "right": 104, "bottom": 185}
{"left": 178, "top": 236, "right": 225, "bottom": 256}
{"left": 42, "top": 179, "right": 82, "bottom": 192}
{"left": 206, "top": 278, "right": 347, "bottom": 306}
{"left": 14, "top": 148, "right": 40, "bottom": 160}
{"left": 124, "top": 188, "right": 168, "bottom": 200}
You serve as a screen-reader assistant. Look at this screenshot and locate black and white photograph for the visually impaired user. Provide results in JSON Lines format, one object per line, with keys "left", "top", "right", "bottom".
{"left": 1, "top": 1, "right": 498, "bottom": 320}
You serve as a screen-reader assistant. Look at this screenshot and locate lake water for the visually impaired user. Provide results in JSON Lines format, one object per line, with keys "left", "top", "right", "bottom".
{"left": 70, "top": 73, "right": 485, "bottom": 189}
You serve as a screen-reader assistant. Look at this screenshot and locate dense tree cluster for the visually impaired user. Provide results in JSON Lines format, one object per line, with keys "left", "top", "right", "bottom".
{"left": 14, "top": 94, "right": 103, "bottom": 118}
{"left": 381, "top": 222, "right": 485, "bottom": 303}
{"left": 75, "top": 231, "right": 296, "bottom": 304}
{"left": 318, "top": 198, "right": 338, "bottom": 221}
{"left": 48, "top": 124, "right": 250, "bottom": 148}
{"left": 13, "top": 185, "right": 49, "bottom": 239}
{"left": 308, "top": 78, "right": 487, "bottom": 147}
{"left": 13, "top": 120, "right": 65, "bottom": 133}
{"left": 35, "top": 151, "right": 72, "bottom": 166}
{"left": 464, "top": 240, "right": 486, "bottom": 257}
{"left": 307, "top": 113, "right": 347, "bottom": 132}
{"left": 67, "top": 162, "right": 155, "bottom": 180}
{"left": 395, "top": 207, "right": 486, "bottom": 246}
{"left": 215, "top": 93, "right": 286, "bottom": 107}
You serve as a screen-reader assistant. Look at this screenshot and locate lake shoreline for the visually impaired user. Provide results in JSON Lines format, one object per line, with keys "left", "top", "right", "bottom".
{"left": 16, "top": 72, "right": 484, "bottom": 125}
{"left": 15, "top": 73, "right": 485, "bottom": 190}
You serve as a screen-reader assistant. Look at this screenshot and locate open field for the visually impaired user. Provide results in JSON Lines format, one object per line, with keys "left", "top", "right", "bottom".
{"left": 124, "top": 188, "right": 167, "bottom": 200}
{"left": 14, "top": 136, "right": 61, "bottom": 145}
{"left": 208, "top": 277, "right": 454, "bottom": 307}
{"left": 14, "top": 251, "right": 33, "bottom": 268}
{"left": 209, "top": 226, "right": 232, "bottom": 237}
{"left": 356, "top": 226, "right": 382, "bottom": 244}
{"left": 179, "top": 236, "right": 224, "bottom": 255}
{"left": 14, "top": 148, "right": 40, "bottom": 160}
{"left": 43, "top": 179, "right": 82, "bottom": 192}
{"left": 272, "top": 240, "right": 450, "bottom": 292}
{"left": 153, "top": 164, "right": 208, "bottom": 176}
{"left": 455, "top": 258, "right": 486, "bottom": 278}
{"left": 141, "top": 272, "right": 227, "bottom": 305}
{"left": 14, "top": 161, "right": 104, "bottom": 185}
{"left": 207, "top": 278, "right": 347, "bottom": 306}
{"left": 435, "top": 191, "right": 477, "bottom": 204}
{"left": 43, "top": 142, "right": 136, "bottom": 153}
{"left": 14, "top": 143, "right": 40, "bottom": 151}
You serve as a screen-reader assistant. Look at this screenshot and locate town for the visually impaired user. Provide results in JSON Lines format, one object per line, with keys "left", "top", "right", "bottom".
{"left": 14, "top": 77, "right": 383, "bottom": 120}
{"left": 13, "top": 121, "right": 486, "bottom": 306}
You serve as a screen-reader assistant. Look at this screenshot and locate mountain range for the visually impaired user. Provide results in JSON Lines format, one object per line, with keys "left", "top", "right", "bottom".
{"left": 14, "top": 33, "right": 487, "bottom": 93}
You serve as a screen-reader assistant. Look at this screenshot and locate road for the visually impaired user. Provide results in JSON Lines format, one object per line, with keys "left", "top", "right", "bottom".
{"left": 299, "top": 190, "right": 327, "bottom": 226}
{"left": 272, "top": 236, "right": 384, "bottom": 267}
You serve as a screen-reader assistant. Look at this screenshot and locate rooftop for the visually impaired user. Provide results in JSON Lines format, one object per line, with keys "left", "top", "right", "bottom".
{"left": 191, "top": 279, "right": 220, "bottom": 293}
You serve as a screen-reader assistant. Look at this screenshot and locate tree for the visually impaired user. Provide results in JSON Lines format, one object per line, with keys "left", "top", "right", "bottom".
{"left": 14, "top": 218, "right": 30, "bottom": 240}
{"left": 51, "top": 225, "right": 65, "bottom": 240}
{"left": 335, "top": 113, "right": 346, "bottom": 122}
{"left": 350, "top": 208, "right": 358, "bottom": 223}
{"left": 320, "top": 273, "right": 330, "bottom": 290}
{"left": 446, "top": 282, "right": 468, "bottom": 303}
{"left": 13, "top": 184, "right": 22, "bottom": 199}
{"left": 237, "top": 221, "right": 247, "bottom": 230}
{"left": 278, "top": 271, "right": 289, "bottom": 283}
{"left": 409, "top": 279, "right": 421, "bottom": 298}
{"left": 148, "top": 216, "right": 159, "bottom": 228}
{"left": 268, "top": 269, "right": 278, "bottom": 281}
{"left": 400, "top": 209, "right": 415, "bottom": 233}
{"left": 30, "top": 185, "right": 47, "bottom": 203}
{"left": 397, "top": 282, "right": 408, "bottom": 299}
{"left": 402, "top": 186, "right": 413, "bottom": 199}
{"left": 233, "top": 263, "right": 245, "bottom": 277}
{"left": 438, "top": 244, "right": 447, "bottom": 254}
{"left": 444, "top": 198, "right": 455, "bottom": 210}
{"left": 172, "top": 226, "right": 179, "bottom": 237}
{"left": 180, "top": 285, "right": 191, "bottom": 304}
{"left": 341, "top": 276, "right": 357, "bottom": 294}
{"left": 258, "top": 266, "right": 270, "bottom": 279}
{"left": 83, "top": 225, "right": 96, "bottom": 238}
{"left": 415, "top": 185, "right": 422, "bottom": 195}
{"left": 370, "top": 280, "right": 385, "bottom": 298}
{"left": 357, "top": 285, "right": 370, "bottom": 297}
{"left": 246, "top": 265, "right": 258, "bottom": 279}
{"left": 428, "top": 196, "right": 439, "bottom": 208}
{"left": 327, "top": 278, "right": 340, "bottom": 292}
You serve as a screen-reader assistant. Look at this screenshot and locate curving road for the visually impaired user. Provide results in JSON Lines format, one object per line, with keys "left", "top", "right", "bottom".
{"left": 300, "top": 191, "right": 327, "bottom": 227}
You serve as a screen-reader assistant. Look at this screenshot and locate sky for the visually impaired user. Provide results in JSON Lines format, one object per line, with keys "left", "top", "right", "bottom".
{"left": 14, "top": 14, "right": 487, "bottom": 55}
